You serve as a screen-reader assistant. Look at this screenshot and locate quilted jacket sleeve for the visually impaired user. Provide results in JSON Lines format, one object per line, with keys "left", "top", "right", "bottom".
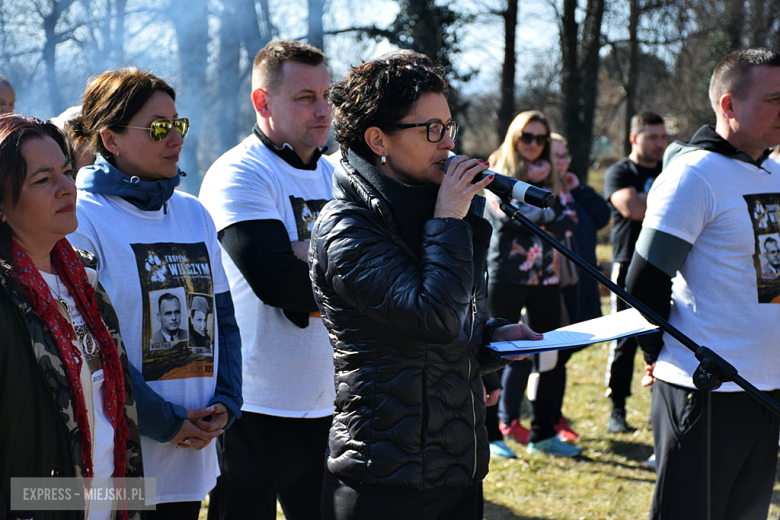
{"left": 312, "top": 205, "right": 476, "bottom": 346}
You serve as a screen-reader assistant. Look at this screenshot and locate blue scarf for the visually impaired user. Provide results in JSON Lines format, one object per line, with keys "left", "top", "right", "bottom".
{"left": 76, "top": 155, "right": 182, "bottom": 211}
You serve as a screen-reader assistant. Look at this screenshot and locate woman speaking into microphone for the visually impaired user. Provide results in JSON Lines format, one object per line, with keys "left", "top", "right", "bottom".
{"left": 309, "top": 54, "right": 541, "bottom": 519}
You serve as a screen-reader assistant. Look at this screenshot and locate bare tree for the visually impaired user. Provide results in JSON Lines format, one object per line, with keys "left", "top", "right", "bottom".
{"left": 217, "top": 0, "right": 274, "bottom": 156}
{"left": 558, "top": 0, "right": 606, "bottom": 181}
{"left": 39, "top": 0, "right": 80, "bottom": 114}
{"left": 497, "top": 0, "right": 518, "bottom": 142}
{"left": 308, "top": 0, "right": 325, "bottom": 50}
{"left": 167, "top": 0, "right": 208, "bottom": 189}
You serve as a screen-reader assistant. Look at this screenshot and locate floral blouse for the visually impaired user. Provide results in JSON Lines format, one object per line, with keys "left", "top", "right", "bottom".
{"left": 485, "top": 190, "right": 578, "bottom": 286}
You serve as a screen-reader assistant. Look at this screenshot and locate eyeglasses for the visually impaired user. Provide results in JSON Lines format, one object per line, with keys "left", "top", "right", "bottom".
{"left": 119, "top": 118, "right": 190, "bottom": 142}
{"left": 555, "top": 154, "right": 571, "bottom": 163}
{"left": 390, "top": 120, "right": 459, "bottom": 143}
{"left": 518, "top": 132, "right": 549, "bottom": 146}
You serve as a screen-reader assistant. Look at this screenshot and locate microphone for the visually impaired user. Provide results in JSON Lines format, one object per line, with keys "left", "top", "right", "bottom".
{"left": 444, "top": 155, "right": 554, "bottom": 208}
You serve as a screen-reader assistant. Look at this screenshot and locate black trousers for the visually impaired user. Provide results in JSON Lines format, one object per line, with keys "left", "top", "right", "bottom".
{"left": 651, "top": 380, "right": 780, "bottom": 520}
{"left": 207, "top": 412, "right": 332, "bottom": 520}
{"left": 605, "top": 261, "right": 637, "bottom": 409}
{"left": 489, "top": 282, "right": 564, "bottom": 442}
{"left": 322, "top": 470, "right": 481, "bottom": 520}
{"left": 146, "top": 501, "right": 202, "bottom": 520}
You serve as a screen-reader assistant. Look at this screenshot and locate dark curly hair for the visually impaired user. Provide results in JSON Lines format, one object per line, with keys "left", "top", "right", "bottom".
{"left": 329, "top": 54, "right": 447, "bottom": 162}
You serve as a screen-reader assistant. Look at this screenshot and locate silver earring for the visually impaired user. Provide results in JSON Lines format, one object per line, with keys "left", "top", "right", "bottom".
{"left": 381, "top": 154, "right": 387, "bottom": 166}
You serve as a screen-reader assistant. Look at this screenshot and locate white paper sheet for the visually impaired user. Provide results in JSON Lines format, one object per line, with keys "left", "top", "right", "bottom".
{"left": 487, "top": 308, "right": 658, "bottom": 357}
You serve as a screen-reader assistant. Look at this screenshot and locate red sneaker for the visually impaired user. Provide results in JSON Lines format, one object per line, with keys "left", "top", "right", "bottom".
{"left": 499, "top": 419, "right": 530, "bottom": 444}
{"left": 555, "top": 416, "right": 579, "bottom": 441}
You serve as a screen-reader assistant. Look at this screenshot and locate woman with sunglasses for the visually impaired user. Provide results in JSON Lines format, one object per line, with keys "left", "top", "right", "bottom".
{"left": 310, "top": 55, "right": 540, "bottom": 520}
{"left": 0, "top": 115, "right": 143, "bottom": 520}
{"left": 68, "top": 69, "right": 242, "bottom": 519}
{"left": 486, "top": 111, "right": 581, "bottom": 458}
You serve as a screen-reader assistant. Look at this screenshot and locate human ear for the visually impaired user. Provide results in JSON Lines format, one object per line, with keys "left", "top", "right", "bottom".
{"left": 364, "top": 127, "right": 387, "bottom": 159}
{"left": 100, "top": 129, "right": 120, "bottom": 156}
{"left": 720, "top": 94, "right": 736, "bottom": 119}
{"left": 252, "top": 88, "right": 271, "bottom": 118}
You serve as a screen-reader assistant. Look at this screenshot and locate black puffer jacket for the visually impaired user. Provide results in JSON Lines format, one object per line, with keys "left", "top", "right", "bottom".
{"left": 310, "top": 151, "right": 510, "bottom": 490}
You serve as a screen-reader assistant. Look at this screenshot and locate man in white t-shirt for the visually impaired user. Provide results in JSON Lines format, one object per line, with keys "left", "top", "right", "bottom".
{"left": 626, "top": 48, "right": 780, "bottom": 519}
{"left": 199, "top": 40, "right": 334, "bottom": 520}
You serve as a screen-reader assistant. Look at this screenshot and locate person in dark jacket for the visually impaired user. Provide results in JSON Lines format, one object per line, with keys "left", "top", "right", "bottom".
{"left": 486, "top": 111, "right": 581, "bottom": 457}
{"left": 552, "top": 133, "right": 610, "bottom": 324}
{"left": 0, "top": 115, "right": 143, "bottom": 520}
{"left": 310, "top": 55, "right": 541, "bottom": 520}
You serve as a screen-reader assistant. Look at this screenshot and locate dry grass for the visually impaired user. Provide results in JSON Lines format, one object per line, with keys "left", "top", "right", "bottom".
{"left": 481, "top": 342, "right": 780, "bottom": 520}
{"left": 483, "top": 343, "right": 655, "bottom": 519}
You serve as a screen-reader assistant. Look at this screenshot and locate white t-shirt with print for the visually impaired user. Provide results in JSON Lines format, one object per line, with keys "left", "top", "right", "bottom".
{"left": 645, "top": 149, "right": 780, "bottom": 391}
{"left": 69, "top": 190, "right": 229, "bottom": 504}
{"left": 199, "top": 135, "right": 335, "bottom": 418}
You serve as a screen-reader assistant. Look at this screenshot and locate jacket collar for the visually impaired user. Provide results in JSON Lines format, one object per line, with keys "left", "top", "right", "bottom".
{"left": 253, "top": 124, "right": 327, "bottom": 171}
{"left": 338, "top": 149, "right": 490, "bottom": 256}
{"left": 665, "top": 125, "right": 773, "bottom": 169}
{"left": 76, "top": 155, "right": 181, "bottom": 212}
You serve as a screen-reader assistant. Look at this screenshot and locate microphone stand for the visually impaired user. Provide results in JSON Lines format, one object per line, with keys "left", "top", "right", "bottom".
{"left": 497, "top": 198, "right": 780, "bottom": 520}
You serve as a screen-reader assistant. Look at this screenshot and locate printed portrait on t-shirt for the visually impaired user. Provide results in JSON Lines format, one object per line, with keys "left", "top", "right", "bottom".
{"left": 187, "top": 292, "right": 214, "bottom": 355}
{"left": 289, "top": 195, "right": 328, "bottom": 240}
{"left": 132, "top": 242, "right": 216, "bottom": 381}
{"left": 744, "top": 194, "right": 780, "bottom": 303}
{"left": 150, "top": 288, "right": 189, "bottom": 347}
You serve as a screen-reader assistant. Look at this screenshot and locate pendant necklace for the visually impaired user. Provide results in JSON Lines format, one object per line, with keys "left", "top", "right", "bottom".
{"left": 55, "top": 273, "right": 99, "bottom": 357}
{"left": 53, "top": 273, "right": 70, "bottom": 313}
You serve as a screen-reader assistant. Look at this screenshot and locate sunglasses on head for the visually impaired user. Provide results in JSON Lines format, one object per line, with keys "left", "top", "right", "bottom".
{"left": 518, "top": 132, "right": 549, "bottom": 146}
{"left": 120, "top": 118, "right": 190, "bottom": 142}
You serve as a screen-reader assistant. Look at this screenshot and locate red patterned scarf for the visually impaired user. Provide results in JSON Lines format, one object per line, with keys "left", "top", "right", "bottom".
{"left": 12, "top": 238, "right": 130, "bottom": 486}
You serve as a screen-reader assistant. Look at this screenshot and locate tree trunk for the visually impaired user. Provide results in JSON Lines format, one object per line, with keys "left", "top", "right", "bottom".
{"left": 577, "top": 0, "right": 605, "bottom": 178}
{"left": 218, "top": 2, "right": 241, "bottom": 156}
{"left": 308, "top": 0, "right": 325, "bottom": 50}
{"left": 243, "top": 0, "right": 272, "bottom": 57}
{"left": 723, "top": 0, "right": 745, "bottom": 51}
{"left": 169, "top": 0, "right": 208, "bottom": 191}
{"left": 257, "top": 0, "right": 276, "bottom": 41}
{"left": 560, "top": 0, "right": 605, "bottom": 182}
{"left": 42, "top": 0, "right": 76, "bottom": 115}
{"left": 112, "top": 0, "right": 127, "bottom": 63}
{"left": 623, "top": 0, "right": 640, "bottom": 156}
{"left": 497, "top": 0, "right": 518, "bottom": 143}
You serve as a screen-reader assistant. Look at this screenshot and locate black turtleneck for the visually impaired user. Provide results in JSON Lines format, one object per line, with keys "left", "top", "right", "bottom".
{"left": 253, "top": 124, "right": 327, "bottom": 170}
{"left": 343, "top": 149, "right": 493, "bottom": 270}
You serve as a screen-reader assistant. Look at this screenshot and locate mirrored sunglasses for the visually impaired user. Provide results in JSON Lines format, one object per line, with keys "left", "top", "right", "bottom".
{"left": 120, "top": 118, "right": 190, "bottom": 142}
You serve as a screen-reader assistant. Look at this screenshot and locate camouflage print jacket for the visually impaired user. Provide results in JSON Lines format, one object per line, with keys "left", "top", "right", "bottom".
{"left": 0, "top": 248, "right": 143, "bottom": 520}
